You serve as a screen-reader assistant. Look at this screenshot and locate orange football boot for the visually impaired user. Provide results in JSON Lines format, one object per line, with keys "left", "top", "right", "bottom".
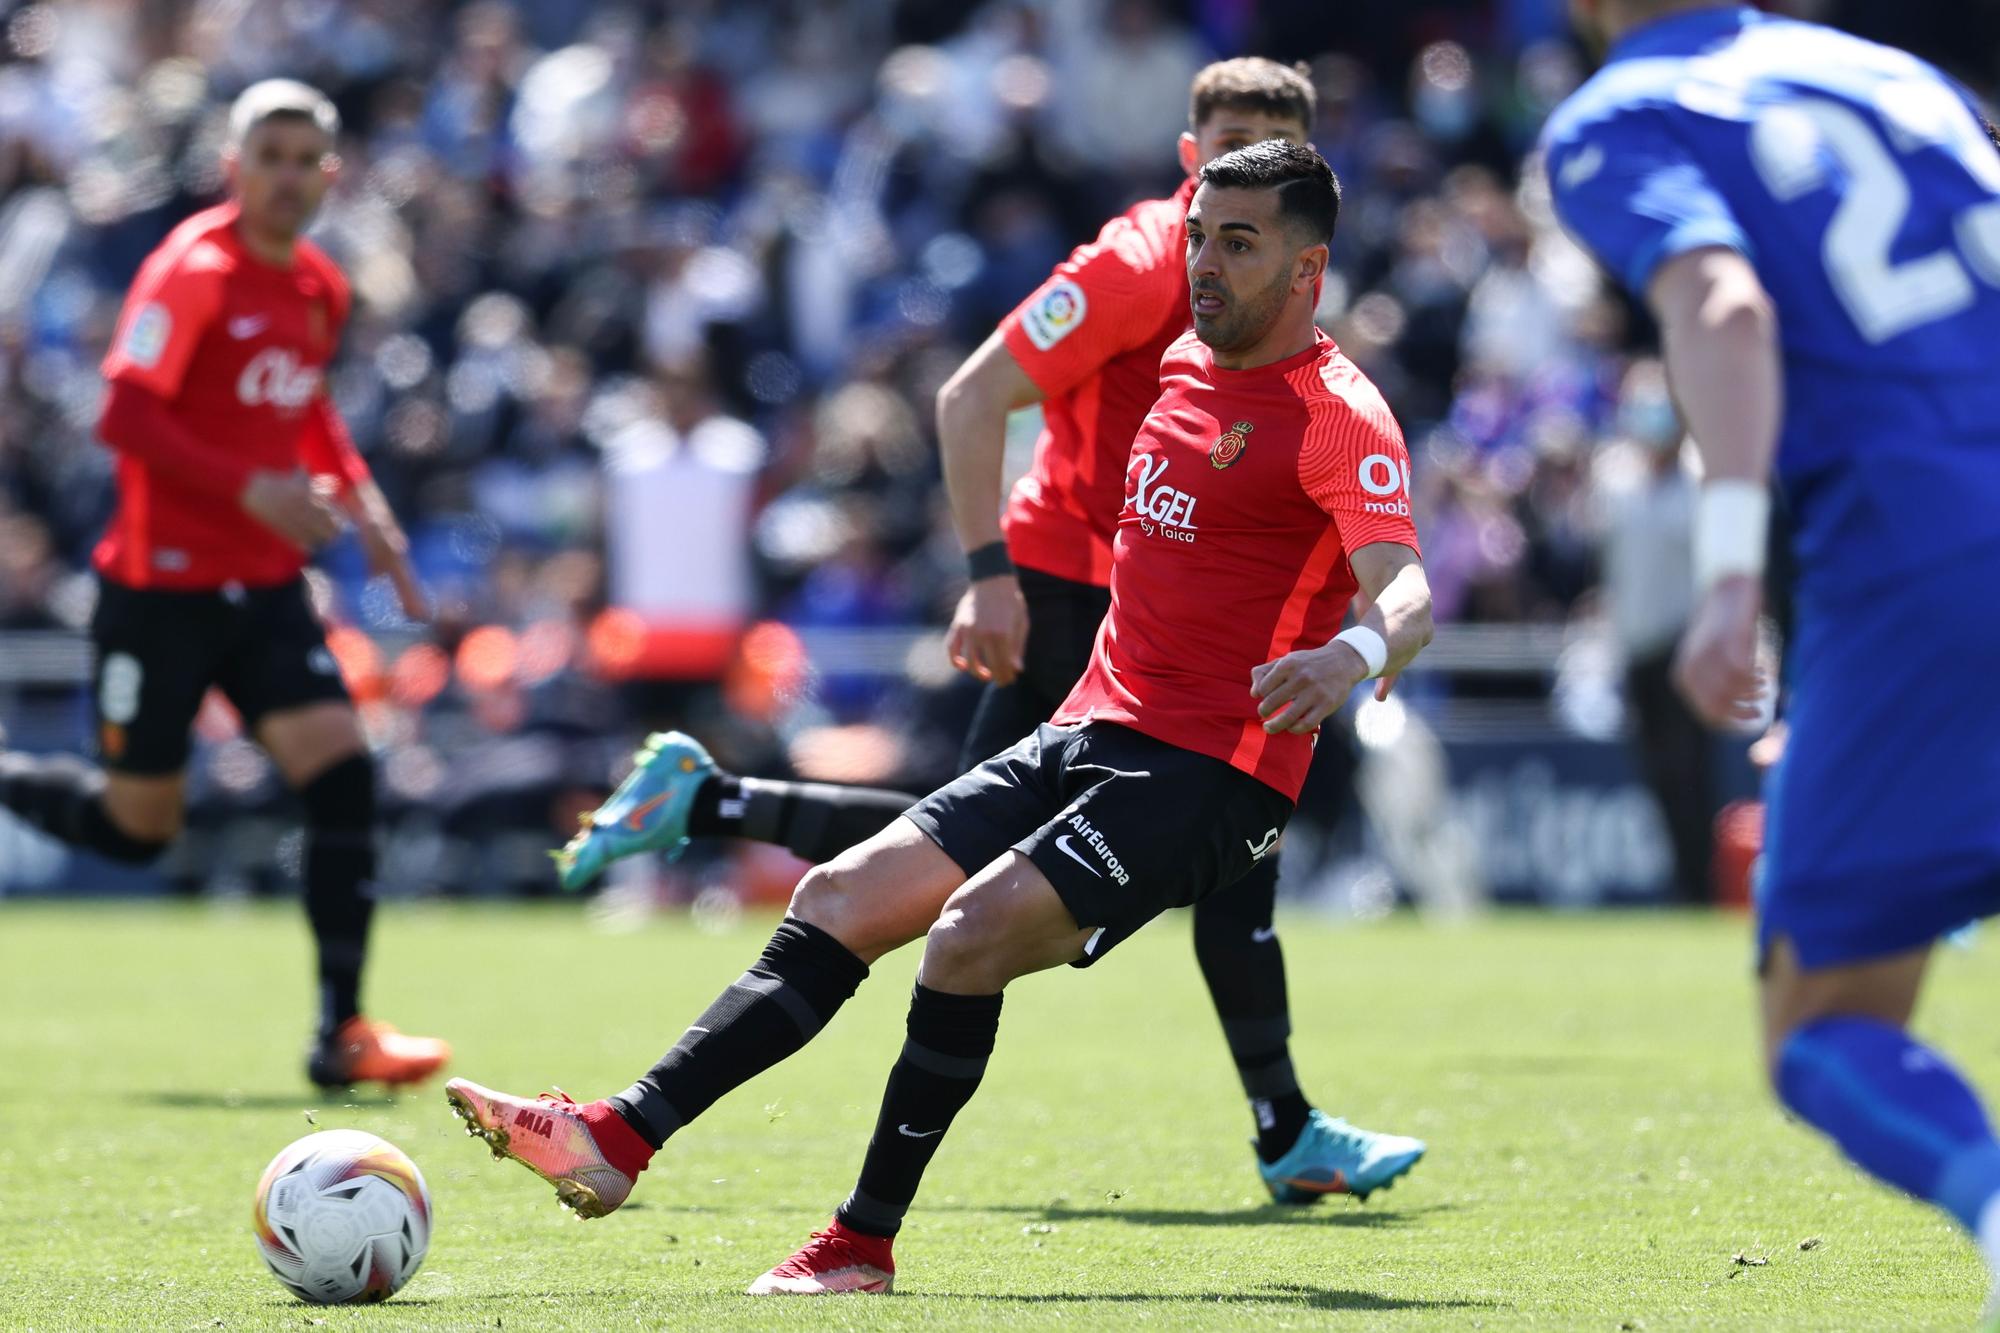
{"left": 308, "top": 1017, "right": 451, "bottom": 1090}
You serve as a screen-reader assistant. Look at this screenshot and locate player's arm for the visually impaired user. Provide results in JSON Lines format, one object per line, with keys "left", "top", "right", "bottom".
{"left": 98, "top": 380, "right": 259, "bottom": 501}
{"left": 940, "top": 215, "right": 1178, "bottom": 684}
{"left": 937, "top": 332, "right": 1043, "bottom": 684}
{"left": 301, "top": 394, "right": 428, "bottom": 620}
{"left": 1252, "top": 543, "right": 1433, "bottom": 735}
{"left": 1544, "top": 108, "right": 1774, "bottom": 729}
{"left": 1648, "top": 246, "right": 1780, "bottom": 728}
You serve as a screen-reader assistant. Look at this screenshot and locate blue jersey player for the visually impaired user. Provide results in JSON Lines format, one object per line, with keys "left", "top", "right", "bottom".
{"left": 1547, "top": 2, "right": 2000, "bottom": 1318}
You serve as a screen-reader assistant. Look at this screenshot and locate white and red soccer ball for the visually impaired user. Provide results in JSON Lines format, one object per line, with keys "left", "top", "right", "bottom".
{"left": 252, "top": 1130, "right": 430, "bottom": 1304}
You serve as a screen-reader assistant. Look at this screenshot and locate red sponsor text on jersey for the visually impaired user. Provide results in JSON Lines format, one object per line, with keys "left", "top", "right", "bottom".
{"left": 998, "top": 178, "right": 1195, "bottom": 585}
{"left": 96, "top": 203, "right": 360, "bottom": 590}
{"left": 1052, "top": 330, "right": 1421, "bottom": 801}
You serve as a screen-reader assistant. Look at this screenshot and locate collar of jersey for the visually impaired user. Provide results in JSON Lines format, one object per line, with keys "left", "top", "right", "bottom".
{"left": 1606, "top": 3, "right": 1757, "bottom": 64}
{"left": 1200, "top": 328, "right": 1333, "bottom": 380}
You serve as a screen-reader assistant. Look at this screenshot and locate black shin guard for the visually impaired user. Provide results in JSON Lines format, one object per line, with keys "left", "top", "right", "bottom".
{"left": 0, "top": 752, "right": 169, "bottom": 864}
{"left": 687, "top": 775, "right": 916, "bottom": 864}
{"left": 611, "top": 918, "right": 869, "bottom": 1148}
{"left": 1193, "top": 856, "right": 1312, "bottom": 1160}
{"left": 298, "top": 755, "right": 378, "bottom": 1040}
{"left": 838, "top": 985, "right": 1004, "bottom": 1238}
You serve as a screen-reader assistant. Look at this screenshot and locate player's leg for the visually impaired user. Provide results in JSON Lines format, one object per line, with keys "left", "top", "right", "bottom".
{"left": 750, "top": 851, "right": 1090, "bottom": 1294}
{"left": 607, "top": 820, "right": 965, "bottom": 1144}
{"left": 1753, "top": 564, "right": 2000, "bottom": 1307}
{"left": 0, "top": 579, "right": 212, "bottom": 864}
{"left": 0, "top": 758, "right": 182, "bottom": 862}
{"left": 447, "top": 817, "right": 967, "bottom": 1217}
{"left": 553, "top": 726, "right": 923, "bottom": 890}
{"left": 752, "top": 723, "right": 1295, "bottom": 1293}
{"left": 447, "top": 730, "right": 1061, "bottom": 1216}
{"left": 228, "top": 579, "right": 446, "bottom": 1088}
{"left": 1764, "top": 937, "right": 2000, "bottom": 1263}
{"left": 1193, "top": 856, "right": 1308, "bottom": 1152}
{"left": 1193, "top": 716, "right": 1424, "bottom": 1199}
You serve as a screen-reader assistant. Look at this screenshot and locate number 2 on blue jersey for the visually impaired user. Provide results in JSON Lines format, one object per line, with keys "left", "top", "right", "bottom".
{"left": 1750, "top": 80, "right": 2000, "bottom": 342}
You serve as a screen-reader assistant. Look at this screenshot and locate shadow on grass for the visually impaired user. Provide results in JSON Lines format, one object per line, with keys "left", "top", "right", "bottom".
{"left": 138, "top": 1090, "right": 401, "bottom": 1111}
{"left": 924, "top": 1200, "right": 1454, "bottom": 1229}
{"left": 281, "top": 1285, "right": 1497, "bottom": 1314}
{"left": 917, "top": 1283, "right": 1495, "bottom": 1312}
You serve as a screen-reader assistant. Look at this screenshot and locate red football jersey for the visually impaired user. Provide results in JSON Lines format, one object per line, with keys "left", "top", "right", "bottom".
{"left": 96, "top": 203, "right": 366, "bottom": 591}
{"left": 997, "top": 177, "right": 1194, "bottom": 586}
{"left": 1052, "top": 329, "right": 1421, "bottom": 801}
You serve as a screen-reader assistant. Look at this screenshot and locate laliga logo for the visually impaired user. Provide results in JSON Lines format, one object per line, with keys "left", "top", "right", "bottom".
{"left": 237, "top": 348, "right": 322, "bottom": 412}
{"left": 1358, "top": 453, "right": 1412, "bottom": 516}
{"left": 1129, "top": 453, "right": 1198, "bottom": 543}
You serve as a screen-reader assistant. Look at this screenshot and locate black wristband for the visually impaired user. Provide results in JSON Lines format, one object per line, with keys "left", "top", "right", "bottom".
{"left": 966, "top": 541, "right": 1014, "bottom": 581}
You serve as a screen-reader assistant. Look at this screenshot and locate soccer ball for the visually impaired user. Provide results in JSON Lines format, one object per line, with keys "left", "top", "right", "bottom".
{"left": 251, "top": 1129, "right": 431, "bottom": 1304}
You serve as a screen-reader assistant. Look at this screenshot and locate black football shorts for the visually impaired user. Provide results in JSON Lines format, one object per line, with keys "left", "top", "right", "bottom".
{"left": 904, "top": 721, "right": 1294, "bottom": 966}
{"left": 89, "top": 575, "right": 351, "bottom": 774}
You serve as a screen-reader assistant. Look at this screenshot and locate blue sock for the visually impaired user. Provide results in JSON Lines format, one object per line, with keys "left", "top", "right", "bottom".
{"left": 1776, "top": 1016, "right": 2000, "bottom": 1230}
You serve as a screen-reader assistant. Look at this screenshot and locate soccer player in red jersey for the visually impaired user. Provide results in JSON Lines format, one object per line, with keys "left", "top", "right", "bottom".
{"left": 550, "top": 60, "right": 1420, "bottom": 1199}
{"left": 0, "top": 80, "right": 447, "bottom": 1089}
{"left": 446, "top": 141, "right": 1435, "bottom": 1292}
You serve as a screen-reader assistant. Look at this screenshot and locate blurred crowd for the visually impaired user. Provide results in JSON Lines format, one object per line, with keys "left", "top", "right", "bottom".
{"left": 0, "top": 0, "right": 1992, "bottom": 894}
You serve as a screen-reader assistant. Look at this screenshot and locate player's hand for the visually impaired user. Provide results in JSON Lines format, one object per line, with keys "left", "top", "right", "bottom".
{"left": 1672, "top": 574, "right": 1766, "bottom": 729}
{"left": 1250, "top": 642, "right": 1371, "bottom": 735}
{"left": 946, "top": 575, "right": 1029, "bottom": 686}
{"left": 241, "top": 469, "right": 344, "bottom": 552}
{"left": 350, "top": 491, "right": 430, "bottom": 622}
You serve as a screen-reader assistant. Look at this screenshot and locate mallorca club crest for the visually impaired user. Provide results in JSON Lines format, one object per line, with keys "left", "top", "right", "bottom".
{"left": 1210, "top": 420, "right": 1253, "bottom": 470}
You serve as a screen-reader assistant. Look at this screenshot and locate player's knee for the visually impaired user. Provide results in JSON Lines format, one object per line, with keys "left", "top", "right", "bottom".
{"left": 788, "top": 863, "right": 867, "bottom": 938}
{"left": 921, "top": 889, "right": 1015, "bottom": 991}
{"left": 100, "top": 785, "right": 184, "bottom": 849}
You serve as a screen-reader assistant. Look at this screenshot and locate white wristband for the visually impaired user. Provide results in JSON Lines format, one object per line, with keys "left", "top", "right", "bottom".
{"left": 1333, "top": 625, "right": 1389, "bottom": 679}
{"left": 1693, "top": 479, "right": 1770, "bottom": 590}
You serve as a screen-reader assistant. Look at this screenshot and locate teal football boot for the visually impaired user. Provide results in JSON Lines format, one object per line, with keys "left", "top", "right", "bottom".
{"left": 553, "top": 731, "right": 716, "bottom": 892}
{"left": 1258, "top": 1110, "right": 1427, "bottom": 1203}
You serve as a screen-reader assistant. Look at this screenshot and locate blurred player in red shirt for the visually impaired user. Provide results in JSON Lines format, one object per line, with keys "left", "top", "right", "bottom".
{"left": 0, "top": 80, "right": 446, "bottom": 1089}
{"left": 445, "top": 142, "right": 1438, "bottom": 1293}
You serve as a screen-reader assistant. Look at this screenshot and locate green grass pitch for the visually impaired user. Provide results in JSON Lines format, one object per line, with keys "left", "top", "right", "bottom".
{"left": 4, "top": 902, "right": 1994, "bottom": 1330}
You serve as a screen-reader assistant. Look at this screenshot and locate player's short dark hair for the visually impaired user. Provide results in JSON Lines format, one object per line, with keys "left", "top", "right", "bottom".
{"left": 1197, "top": 140, "right": 1341, "bottom": 246}
{"left": 1189, "top": 58, "right": 1316, "bottom": 133}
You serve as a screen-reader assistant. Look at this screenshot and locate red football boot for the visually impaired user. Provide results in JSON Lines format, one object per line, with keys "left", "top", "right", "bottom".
{"left": 747, "top": 1218, "right": 896, "bottom": 1295}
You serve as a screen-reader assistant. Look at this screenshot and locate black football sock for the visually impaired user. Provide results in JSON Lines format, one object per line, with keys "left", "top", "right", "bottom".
{"left": 836, "top": 984, "right": 1003, "bottom": 1238}
{"left": 299, "top": 755, "right": 378, "bottom": 1041}
{"left": 686, "top": 774, "right": 917, "bottom": 865}
{"left": 0, "top": 752, "right": 169, "bottom": 864}
{"left": 610, "top": 917, "right": 868, "bottom": 1148}
{"left": 1193, "top": 856, "right": 1313, "bottom": 1162}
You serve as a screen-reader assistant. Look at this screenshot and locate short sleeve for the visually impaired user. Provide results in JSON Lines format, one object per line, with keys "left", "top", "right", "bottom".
{"left": 100, "top": 253, "right": 224, "bottom": 400}
{"left": 999, "top": 211, "right": 1184, "bottom": 399}
{"left": 1544, "top": 110, "right": 1751, "bottom": 297}
{"left": 1299, "top": 369, "right": 1422, "bottom": 556}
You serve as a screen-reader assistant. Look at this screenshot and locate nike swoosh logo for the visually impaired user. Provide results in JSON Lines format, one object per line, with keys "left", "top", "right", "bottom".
{"left": 624, "top": 793, "right": 671, "bottom": 831}
{"left": 227, "top": 315, "right": 269, "bottom": 339}
{"left": 1054, "top": 834, "right": 1102, "bottom": 878}
{"left": 897, "top": 1124, "right": 943, "bottom": 1138}
{"left": 1250, "top": 926, "right": 1277, "bottom": 944}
